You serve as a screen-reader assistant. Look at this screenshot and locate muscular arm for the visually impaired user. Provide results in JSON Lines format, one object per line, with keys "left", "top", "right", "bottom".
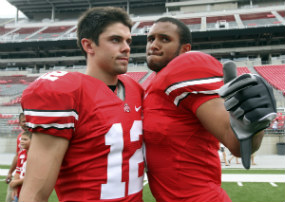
{"left": 19, "top": 133, "right": 69, "bottom": 202}
{"left": 196, "top": 97, "right": 264, "bottom": 157}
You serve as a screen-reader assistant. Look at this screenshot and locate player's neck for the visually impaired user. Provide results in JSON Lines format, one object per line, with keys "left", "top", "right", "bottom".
{"left": 86, "top": 64, "right": 118, "bottom": 85}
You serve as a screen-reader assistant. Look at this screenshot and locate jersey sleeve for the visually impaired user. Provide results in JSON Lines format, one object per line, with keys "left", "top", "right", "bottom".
{"left": 159, "top": 51, "right": 224, "bottom": 112}
{"left": 21, "top": 71, "right": 80, "bottom": 140}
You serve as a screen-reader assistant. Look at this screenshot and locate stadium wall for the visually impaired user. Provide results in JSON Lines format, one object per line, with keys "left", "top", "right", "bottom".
{"left": 180, "top": 2, "right": 238, "bottom": 13}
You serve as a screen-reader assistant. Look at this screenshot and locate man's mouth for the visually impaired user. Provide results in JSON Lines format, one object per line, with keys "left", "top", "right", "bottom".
{"left": 148, "top": 52, "right": 162, "bottom": 56}
{"left": 117, "top": 56, "right": 129, "bottom": 61}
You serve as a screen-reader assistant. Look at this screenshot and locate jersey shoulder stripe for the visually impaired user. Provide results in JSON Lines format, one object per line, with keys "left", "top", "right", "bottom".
{"left": 153, "top": 51, "right": 224, "bottom": 106}
{"left": 24, "top": 109, "right": 79, "bottom": 120}
{"left": 165, "top": 77, "right": 223, "bottom": 95}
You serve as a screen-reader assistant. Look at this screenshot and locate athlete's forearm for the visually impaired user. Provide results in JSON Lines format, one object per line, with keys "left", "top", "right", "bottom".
{"left": 19, "top": 133, "right": 69, "bottom": 202}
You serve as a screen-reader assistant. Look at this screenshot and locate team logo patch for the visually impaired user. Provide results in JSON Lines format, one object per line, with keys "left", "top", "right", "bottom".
{"left": 124, "top": 103, "right": 131, "bottom": 112}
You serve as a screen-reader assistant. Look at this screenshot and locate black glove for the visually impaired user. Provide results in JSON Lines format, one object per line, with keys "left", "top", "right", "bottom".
{"left": 219, "top": 61, "right": 277, "bottom": 169}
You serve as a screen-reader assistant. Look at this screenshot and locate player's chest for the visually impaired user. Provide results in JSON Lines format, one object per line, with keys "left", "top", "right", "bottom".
{"left": 76, "top": 85, "right": 142, "bottom": 136}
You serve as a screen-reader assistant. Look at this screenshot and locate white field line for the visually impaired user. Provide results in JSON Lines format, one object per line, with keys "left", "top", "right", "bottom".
{"left": 2, "top": 169, "right": 284, "bottom": 186}
{"left": 222, "top": 174, "right": 285, "bottom": 183}
{"left": 269, "top": 182, "right": 278, "bottom": 187}
{"left": 237, "top": 182, "right": 243, "bottom": 186}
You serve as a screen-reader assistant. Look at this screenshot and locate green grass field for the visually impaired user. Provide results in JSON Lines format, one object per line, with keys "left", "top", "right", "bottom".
{"left": 1, "top": 169, "right": 284, "bottom": 202}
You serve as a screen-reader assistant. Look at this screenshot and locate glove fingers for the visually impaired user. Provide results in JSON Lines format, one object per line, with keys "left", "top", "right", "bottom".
{"left": 224, "top": 86, "right": 262, "bottom": 111}
{"left": 219, "top": 74, "right": 257, "bottom": 98}
{"left": 240, "top": 97, "right": 271, "bottom": 114}
{"left": 244, "top": 108, "right": 276, "bottom": 124}
{"left": 255, "top": 76, "right": 277, "bottom": 109}
{"left": 225, "top": 78, "right": 276, "bottom": 112}
{"left": 230, "top": 96, "right": 275, "bottom": 121}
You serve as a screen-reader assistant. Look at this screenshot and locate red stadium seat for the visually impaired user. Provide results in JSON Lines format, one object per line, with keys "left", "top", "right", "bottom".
{"left": 141, "top": 72, "right": 156, "bottom": 90}
{"left": 237, "top": 67, "right": 251, "bottom": 75}
{"left": 254, "top": 65, "right": 285, "bottom": 93}
{"left": 126, "top": 72, "right": 148, "bottom": 82}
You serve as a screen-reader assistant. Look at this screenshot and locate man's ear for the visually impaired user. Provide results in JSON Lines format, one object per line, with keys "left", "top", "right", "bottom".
{"left": 180, "top": 43, "right": 191, "bottom": 54}
{"left": 81, "top": 38, "right": 95, "bottom": 55}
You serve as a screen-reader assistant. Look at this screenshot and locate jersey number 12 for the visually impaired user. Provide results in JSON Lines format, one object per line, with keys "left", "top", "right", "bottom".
{"left": 101, "top": 120, "right": 143, "bottom": 199}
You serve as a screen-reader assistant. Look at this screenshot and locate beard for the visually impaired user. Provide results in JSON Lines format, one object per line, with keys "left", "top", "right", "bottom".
{"left": 146, "top": 46, "right": 181, "bottom": 73}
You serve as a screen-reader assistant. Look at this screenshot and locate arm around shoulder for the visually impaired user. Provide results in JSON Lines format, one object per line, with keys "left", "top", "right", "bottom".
{"left": 19, "top": 133, "right": 69, "bottom": 202}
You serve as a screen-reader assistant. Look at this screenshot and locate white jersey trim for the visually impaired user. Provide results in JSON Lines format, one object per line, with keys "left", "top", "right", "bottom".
{"left": 165, "top": 77, "right": 223, "bottom": 95}
{"left": 26, "top": 122, "right": 75, "bottom": 129}
{"left": 173, "top": 89, "right": 220, "bottom": 106}
{"left": 24, "top": 110, "right": 78, "bottom": 120}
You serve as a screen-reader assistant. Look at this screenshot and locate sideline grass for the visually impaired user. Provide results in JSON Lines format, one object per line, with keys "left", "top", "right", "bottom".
{"left": 222, "top": 182, "right": 285, "bottom": 202}
{"left": 222, "top": 169, "right": 285, "bottom": 174}
{"left": 1, "top": 169, "right": 284, "bottom": 202}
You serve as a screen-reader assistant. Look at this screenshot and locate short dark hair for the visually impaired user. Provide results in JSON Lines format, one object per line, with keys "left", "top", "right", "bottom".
{"left": 77, "top": 6, "right": 133, "bottom": 57}
{"left": 155, "top": 17, "right": 192, "bottom": 45}
{"left": 22, "top": 131, "right": 32, "bottom": 139}
{"left": 19, "top": 112, "right": 24, "bottom": 120}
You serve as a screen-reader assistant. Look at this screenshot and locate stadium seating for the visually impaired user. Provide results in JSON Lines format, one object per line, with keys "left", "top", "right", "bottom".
{"left": 141, "top": 72, "right": 156, "bottom": 89}
{"left": 0, "top": 84, "right": 27, "bottom": 97}
{"left": 0, "top": 75, "right": 37, "bottom": 84}
{"left": 0, "top": 75, "right": 37, "bottom": 97}
{"left": 0, "top": 114, "right": 21, "bottom": 135}
{"left": 126, "top": 72, "right": 148, "bottom": 82}
{"left": 1, "top": 9, "right": 283, "bottom": 42}
{"left": 180, "top": 18, "right": 202, "bottom": 31}
{"left": 9, "top": 27, "right": 41, "bottom": 40}
{"left": 0, "top": 27, "right": 15, "bottom": 35}
{"left": 28, "top": 25, "right": 74, "bottom": 40}
{"left": 1, "top": 96, "right": 22, "bottom": 106}
{"left": 277, "top": 10, "right": 285, "bottom": 17}
{"left": 239, "top": 12, "right": 279, "bottom": 27}
{"left": 254, "top": 65, "right": 285, "bottom": 93}
{"left": 206, "top": 15, "right": 237, "bottom": 30}
{"left": 237, "top": 66, "right": 251, "bottom": 75}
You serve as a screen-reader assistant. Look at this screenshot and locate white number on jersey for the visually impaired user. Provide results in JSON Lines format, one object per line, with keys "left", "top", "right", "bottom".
{"left": 101, "top": 120, "right": 143, "bottom": 199}
{"left": 38, "top": 71, "right": 68, "bottom": 81}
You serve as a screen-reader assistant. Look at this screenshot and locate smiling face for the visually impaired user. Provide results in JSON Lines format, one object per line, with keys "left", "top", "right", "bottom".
{"left": 146, "top": 22, "right": 183, "bottom": 72}
{"left": 20, "top": 134, "right": 31, "bottom": 150}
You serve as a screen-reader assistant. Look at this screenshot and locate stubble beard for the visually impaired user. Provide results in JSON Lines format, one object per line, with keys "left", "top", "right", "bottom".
{"left": 147, "top": 46, "right": 181, "bottom": 73}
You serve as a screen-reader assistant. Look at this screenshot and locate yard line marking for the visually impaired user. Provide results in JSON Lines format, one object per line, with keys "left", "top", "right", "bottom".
{"left": 270, "top": 182, "right": 278, "bottom": 187}
{"left": 237, "top": 182, "right": 243, "bottom": 186}
{"left": 143, "top": 181, "right": 149, "bottom": 186}
{"left": 222, "top": 174, "right": 285, "bottom": 182}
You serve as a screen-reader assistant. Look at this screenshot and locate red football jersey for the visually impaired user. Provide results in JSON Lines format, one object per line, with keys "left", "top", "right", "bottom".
{"left": 143, "top": 51, "right": 231, "bottom": 202}
{"left": 21, "top": 71, "right": 144, "bottom": 202}
{"left": 16, "top": 149, "right": 27, "bottom": 174}
{"left": 16, "top": 149, "right": 27, "bottom": 197}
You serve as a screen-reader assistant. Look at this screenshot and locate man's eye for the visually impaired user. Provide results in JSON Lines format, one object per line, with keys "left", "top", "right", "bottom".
{"left": 112, "top": 38, "right": 120, "bottom": 43}
{"left": 127, "top": 40, "right": 132, "bottom": 45}
{"left": 147, "top": 37, "right": 154, "bottom": 42}
{"left": 162, "top": 37, "right": 170, "bottom": 42}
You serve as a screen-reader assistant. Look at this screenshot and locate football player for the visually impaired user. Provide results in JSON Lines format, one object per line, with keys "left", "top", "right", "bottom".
{"left": 5, "top": 113, "right": 27, "bottom": 202}
{"left": 143, "top": 17, "right": 276, "bottom": 202}
{"left": 20, "top": 7, "right": 144, "bottom": 202}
